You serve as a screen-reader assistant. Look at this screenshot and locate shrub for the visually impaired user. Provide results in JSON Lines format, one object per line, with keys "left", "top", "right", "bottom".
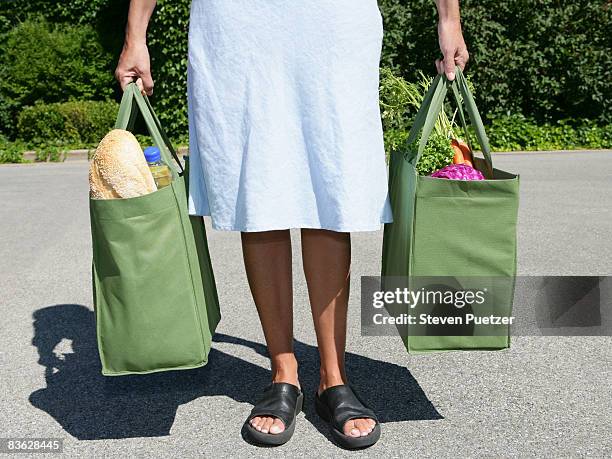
{"left": 2, "top": 0, "right": 612, "bottom": 136}
{"left": 380, "top": 67, "right": 612, "bottom": 154}
{"left": 0, "top": 0, "right": 110, "bottom": 26}
{"left": 385, "top": 116, "right": 612, "bottom": 156}
{"left": 0, "top": 0, "right": 188, "bottom": 137}
{"left": 17, "top": 100, "right": 118, "bottom": 146}
{"left": 480, "top": 115, "right": 612, "bottom": 151}
{"left": 378, "top": 0, "right": 612, "bottom": 124}
{"left": 146, "top": 1, "right": 191, "bottom": 136}
{"left": 0, "top": 17, "right": 114, "bottom": 137}
{"left": 0, "top": 137, "right": 27, "bottom": 163}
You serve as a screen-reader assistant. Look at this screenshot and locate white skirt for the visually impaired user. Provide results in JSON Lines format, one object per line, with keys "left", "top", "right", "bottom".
{"left": 187, "top": 0, "right": 393, "bottom": 232}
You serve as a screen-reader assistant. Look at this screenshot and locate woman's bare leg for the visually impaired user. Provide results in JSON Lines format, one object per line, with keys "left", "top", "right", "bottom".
{"left": 301, "top": 229, "right": 375, "bottom": 438}
{"left": 241, "top": 230, "right": 298, "bottom": 435}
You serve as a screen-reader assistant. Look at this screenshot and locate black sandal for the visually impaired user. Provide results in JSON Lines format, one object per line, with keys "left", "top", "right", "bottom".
{"left": 315, "top": 384, "right": 381, "bottom": 449}
{"left": 243, "top": 382, "right": 304, "bottom": 446}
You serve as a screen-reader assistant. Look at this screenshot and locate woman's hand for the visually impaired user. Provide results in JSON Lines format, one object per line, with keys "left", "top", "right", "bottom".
{"left": 115, "top": 41, "right": 154, "bottom": 95}
{"left": 114, "top": 0, "right": 157, "bottom": 95}
{"left": 435, "top": 0, "right": 469, "bottom": 81}
{"left": 436, "top": 20, "right": 469, "bottom": 81}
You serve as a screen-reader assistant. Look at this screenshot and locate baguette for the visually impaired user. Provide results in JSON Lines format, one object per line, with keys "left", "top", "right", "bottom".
{"left": 89, "top": 129, "right": 157, "bottom": 199}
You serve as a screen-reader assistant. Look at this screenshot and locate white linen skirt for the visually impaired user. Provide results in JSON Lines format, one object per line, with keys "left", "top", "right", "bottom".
{"left": 187, "top": 0, "right": 393, "bottom": 231}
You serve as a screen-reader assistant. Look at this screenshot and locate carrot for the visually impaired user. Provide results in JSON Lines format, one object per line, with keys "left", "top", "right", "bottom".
{"left": 451, "top": 144, "right": 465, "bottom": 164}
{"left": 452, "top": 139, "right": 473, "bottom": 167}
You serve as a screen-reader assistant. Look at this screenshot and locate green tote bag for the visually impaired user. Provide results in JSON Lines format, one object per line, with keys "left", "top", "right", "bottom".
{"left": 381, "top": 68, "right": 519, "bottom": 353}
{"left": 90, "top": 83, "right": 221, "bottom": 375}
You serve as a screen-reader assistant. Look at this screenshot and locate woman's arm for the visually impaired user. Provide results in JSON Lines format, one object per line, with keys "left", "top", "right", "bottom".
{"left": 434, "top": 0, "right": 469, "bottom": 81}
{"left": 115, "top": 0, "right": 157, "bottom": 95}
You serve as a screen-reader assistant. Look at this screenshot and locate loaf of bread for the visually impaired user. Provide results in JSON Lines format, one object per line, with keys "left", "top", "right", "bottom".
{"left": 89, "top": 129, "right": 157, "bottom": 199}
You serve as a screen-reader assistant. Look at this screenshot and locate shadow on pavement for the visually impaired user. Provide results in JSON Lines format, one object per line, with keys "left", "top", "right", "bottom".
{"left": 29, "top": 304, "right": 441, "bottom": 441}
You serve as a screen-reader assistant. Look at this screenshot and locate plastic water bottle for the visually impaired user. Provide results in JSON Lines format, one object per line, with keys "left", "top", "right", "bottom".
{"left": 144, "top": 146, "right": 172, "bottom": 189}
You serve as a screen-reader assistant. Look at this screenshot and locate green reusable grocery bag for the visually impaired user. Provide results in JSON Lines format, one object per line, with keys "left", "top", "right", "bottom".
{"left": 381, "top": 68, "right": 519, "bottom": 353}
{"left": 90, "top": 83, "right": 221, "bottom": 375}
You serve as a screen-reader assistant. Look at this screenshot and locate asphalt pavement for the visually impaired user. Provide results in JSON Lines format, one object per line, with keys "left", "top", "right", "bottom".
{"left": 0, "top": 151, "right": 610, "bottom": 457}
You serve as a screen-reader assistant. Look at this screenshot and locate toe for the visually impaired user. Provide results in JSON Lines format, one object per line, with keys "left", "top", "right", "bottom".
{"left": 254, "top": 417, "right": 264, "bottom": 431}
{"left": 257, "top": 416, "right": 267, "bottom": 433}
{"left": 355, "top": 419, "right": 371, "bottom": 436}
{"left": 261, "top": 417, "right": 273, "bottom": 434}
{"left": 250, "top": 416, "right": 260, "bottom": 428}
{"left": 269, "top": 418, "right": 285, "bottom": 434}
{"left": 344, "top": 419, "right": 361, "bottom": 438}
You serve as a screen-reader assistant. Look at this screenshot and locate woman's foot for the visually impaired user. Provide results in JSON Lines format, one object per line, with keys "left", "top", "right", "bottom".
{"left": 318, "top": 381, "right": 376, "bottom": 438}
{"left": 244, "top": 380, "right": 304, "bottom": 446}
{"left": 315, "top": 384, "right": 380, "bottom": 449}
{"left": 249, "top": 357, "right": 299, "bottom": 435}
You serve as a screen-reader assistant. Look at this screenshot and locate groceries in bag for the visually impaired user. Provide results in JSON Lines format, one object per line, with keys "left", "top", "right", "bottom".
{"left": 431, "top": 163, "right": 484, "bottom": 180}
{"left": 427, "top": 138, "right": 484, "bottom": 181}
{"left": 89, "top": 129, "right": 157, "bottom": 199}
{"left": 450, "top": 138, "right": 473, "bottom": 167}
{"left": 413, "top": 134, "right": 479, "bottom": 179}
{"left": 143, "top": 146, "right": 173, "bottom": 189}
{"left": 381, "top": 68, "right": 519, "bottom": 353}
{"left": 90, "top": 82, "right": 221, "bottom": 376}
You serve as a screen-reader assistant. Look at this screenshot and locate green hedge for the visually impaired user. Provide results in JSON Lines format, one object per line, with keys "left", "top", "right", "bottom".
{"left": 0, "top": 17, "right": 114, "bottom": 138}
{"left": 0, "top": 137, "right": 27, "bottom": 164}
{"left": 5, "top": 67, "right": 610, "bottom": 162}
{"left": 482, "top": 115, "right": 612, "bottom": 152}
{"left": 379, "top": 0, "right": 612, "bottom": 124}
{"left": 17, "top": 100, "right": 118, "bottom": 146}
{"left": 2, "top": 0, "right": 611, "bottom": 139}
{"left": 380, "top": 68, "right": 612, "bottom": 155}
{"left": 384, "top": 121, "right": 612, "bottom": 158}
{"left": 0, "top": 0, "right": 183, "bottom": 136}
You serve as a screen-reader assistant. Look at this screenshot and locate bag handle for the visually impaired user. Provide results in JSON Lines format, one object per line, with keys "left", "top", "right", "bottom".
{"left": 115, "top": 83, "right": 185, "bottom": 175}
{"left": 404, "top": 67, "right": 494, "bottom": 178}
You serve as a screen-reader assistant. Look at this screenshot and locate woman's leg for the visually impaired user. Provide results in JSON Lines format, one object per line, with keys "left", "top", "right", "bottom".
{"left": 301, "top": 229, "right": 376, "bottom": 438}
{"left": 241, "top": 230, "right": 298, "bottom": 435}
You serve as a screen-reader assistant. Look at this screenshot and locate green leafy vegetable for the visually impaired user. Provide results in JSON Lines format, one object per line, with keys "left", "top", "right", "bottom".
{"left": 410, "top": 133, "right": 455, "bottom": 176}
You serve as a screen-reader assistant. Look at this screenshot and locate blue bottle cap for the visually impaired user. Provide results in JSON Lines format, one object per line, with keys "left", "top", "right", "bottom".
{"left": 143, "top": 146, "right": 161, "bottom": 163}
